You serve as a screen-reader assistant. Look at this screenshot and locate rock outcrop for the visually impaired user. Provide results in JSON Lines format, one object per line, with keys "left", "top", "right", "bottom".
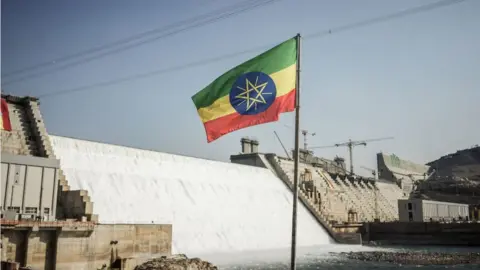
{"left": 134, "top": 254, "right": 218, "bottom": 270}
{"left": 339, "top": 251, "right": 480, "bottom": 265}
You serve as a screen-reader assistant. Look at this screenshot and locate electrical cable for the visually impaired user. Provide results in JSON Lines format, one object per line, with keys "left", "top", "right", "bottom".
{"left": 1, "top": 0, "right": 272, "bottom": 78}
{"left": 28, "top": 0, "right": 471, "bottom": 98}
{"left": 1, "top": 0, "right": 282, "bottom": 86}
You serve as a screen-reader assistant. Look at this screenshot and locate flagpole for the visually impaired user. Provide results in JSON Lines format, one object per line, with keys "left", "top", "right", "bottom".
{"left": 290, "top": 33, "right": 301, "bottom": 270}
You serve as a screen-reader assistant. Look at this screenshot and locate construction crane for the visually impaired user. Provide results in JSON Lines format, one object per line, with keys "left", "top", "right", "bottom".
{"left": 283, "top": 124, "right": 316, "bottom": 150}
{"left": 273, "top": 131, "right": 291, "bottom": 159}
{"left": 310, "top": 137, "right": 394, "bottom": 175}
{"left": 301, "top": 129, "right": 316, "bottom": 150}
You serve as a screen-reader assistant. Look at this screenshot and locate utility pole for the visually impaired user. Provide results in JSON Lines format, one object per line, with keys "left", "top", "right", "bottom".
{"left": 274, "top": 131, "right": 291, "bottom": 159}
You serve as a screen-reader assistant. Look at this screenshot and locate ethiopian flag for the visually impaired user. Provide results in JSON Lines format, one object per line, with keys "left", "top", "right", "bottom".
{"left": 192, "top": 37, "right": 298, "bottom": 142}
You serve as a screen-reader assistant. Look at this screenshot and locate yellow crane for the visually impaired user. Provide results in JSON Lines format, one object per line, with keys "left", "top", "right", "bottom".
{"left": 310, "top": 137, "right": 394, "bottom": 175}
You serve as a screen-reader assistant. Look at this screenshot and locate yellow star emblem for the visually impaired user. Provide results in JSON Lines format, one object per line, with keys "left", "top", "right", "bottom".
{"left": 234, "top": 75, "right": 273, "bottom": 111}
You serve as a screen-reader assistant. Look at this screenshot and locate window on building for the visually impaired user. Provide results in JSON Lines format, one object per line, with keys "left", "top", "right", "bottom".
{"left": 408, "top": 203, "right": 413, "bottom": 210}
{"left": 25, "top": 207, "right": 38, "bottom": 214}
{"left": 43, "top": 208, "right": 50, "bottom": 215}
{"left": 7, "top": 207, "right": 20, "bottom": 213}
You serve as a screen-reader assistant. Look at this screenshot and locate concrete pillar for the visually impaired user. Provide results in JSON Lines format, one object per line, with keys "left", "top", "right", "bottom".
{"left": 240, "top": 138, "right": 251, "bottom": 154}
{"left": 250, "top": 140, "right": 259, "bottom": 153}
{"left": 24, "top": 229, "right": 39, "bottom": 267}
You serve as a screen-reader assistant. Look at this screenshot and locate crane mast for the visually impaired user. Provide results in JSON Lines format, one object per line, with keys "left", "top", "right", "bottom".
{"left": 301, "top": 130, "right": 316, "bottom": 150}
{"left": 283, "top": 125, "right": 316, "bottom": 151}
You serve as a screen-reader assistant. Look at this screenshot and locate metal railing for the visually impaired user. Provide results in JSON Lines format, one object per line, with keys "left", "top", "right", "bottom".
{"left": 0, "top": 219, "right": 97, "bottom": 227}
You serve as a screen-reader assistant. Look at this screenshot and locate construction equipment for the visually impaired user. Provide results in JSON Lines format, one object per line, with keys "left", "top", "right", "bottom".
{"left": 310, "top": 137, "right": 394, "bottom": 175}
{"left": 301, "top": 129, "right": 316, "bottom": 150}
{"left": 274, "top": 131, "right": 291, "bottom": 159}
{"left": 283, "top": 124, "right": 315, "bottom": 150}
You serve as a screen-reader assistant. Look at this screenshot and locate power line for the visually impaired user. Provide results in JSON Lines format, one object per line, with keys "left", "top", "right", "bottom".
{"left": 35, "top": 0, "right": 469, "bottom": 99}
{"left": 1, "top": 0, "right": 281, "bottom": 86}
{"left": 0, "top": 0, "right": 269, "bottom": 78}
{"left": 304, "top": 0, "right": 468, "bottom": 39}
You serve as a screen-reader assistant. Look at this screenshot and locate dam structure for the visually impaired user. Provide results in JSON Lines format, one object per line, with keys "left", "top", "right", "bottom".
{"left": 49, "top": 135, "right": 334, "bottom": 256}
{"left": 1, "top": 95, "right": 171, "bottom": 270}
{"left": 2, "top": 93, "right": 418, "bottom": 268}
{"left": 231, "top": 142, "right": 408, "bottom": 227}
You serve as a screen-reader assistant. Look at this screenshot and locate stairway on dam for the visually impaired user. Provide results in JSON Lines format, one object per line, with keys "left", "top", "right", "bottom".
{"left": 230, "top": 143, "right": 406, "bottom": 240}
{"left": 1, "top": 95, "right": 171, "bottom": 270}
{"left": 0, "top": 95, "right": 95, "bottom": 222}
{"left": 266, "top": 155, "right": 403, "bottom": 223}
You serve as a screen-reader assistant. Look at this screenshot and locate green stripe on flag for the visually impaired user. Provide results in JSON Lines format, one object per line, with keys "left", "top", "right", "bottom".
{"left": 192, "top": 37, "right": 297, "bottom": 110}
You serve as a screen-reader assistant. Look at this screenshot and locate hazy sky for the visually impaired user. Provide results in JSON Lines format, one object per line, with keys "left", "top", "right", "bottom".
{"left": 2, "top": 0, "right": 479, "bottom": 175}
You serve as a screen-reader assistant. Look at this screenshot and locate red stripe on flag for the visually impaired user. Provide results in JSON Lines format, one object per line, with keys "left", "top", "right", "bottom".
{"left": 1, "top": 98, "right": 12, "bottom": 131}
{"left": 203, "top": 89, "right": 296, "bottom": 143}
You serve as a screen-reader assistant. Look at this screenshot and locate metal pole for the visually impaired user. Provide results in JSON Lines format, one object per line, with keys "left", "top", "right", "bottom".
{"left": 290, "top": 33, "right": 301, "bottom": 270}
{"left": 375, "top": 186, "right": 378, "bottom": 220}
{"left": 348, "top": 141, "right": 354, "bottom": 175}
{"left": 274, "top": 131, "right": 291, "bottom": 159}
{"left": 303, "top": 131, "right": 307, "bottom": 150}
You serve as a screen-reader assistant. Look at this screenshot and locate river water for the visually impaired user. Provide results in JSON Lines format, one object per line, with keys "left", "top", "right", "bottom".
{"left": 205, "top": 245, "right": 480, "bottom": 270}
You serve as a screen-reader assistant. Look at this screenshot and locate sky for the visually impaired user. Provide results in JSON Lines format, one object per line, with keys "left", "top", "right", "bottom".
{"left": 1, "top": 0, "right": 479, "bottom": 176}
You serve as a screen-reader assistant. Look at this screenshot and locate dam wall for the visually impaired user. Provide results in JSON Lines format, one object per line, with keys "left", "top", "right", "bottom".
{"left": 49, "top": 135, "right": 333, "bottom": 257}
{"left": 362, "top": 221, "right": 480, "bottom": 246}
{"left": 1, "top": 95, "right": 173, "bottom": 270}
{"left": 377, "top": 152, "right": 429, "bottom": 196}
{"left": 232, "top": 151, "right": 404, "bottom": 223}
{"left": 1, "top": 222, "right": 171, "bottom": 270}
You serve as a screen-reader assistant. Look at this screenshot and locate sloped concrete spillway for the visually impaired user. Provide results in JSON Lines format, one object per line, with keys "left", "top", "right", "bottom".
{"left": 50, "top": 136, "right": 333, "bottom": 256}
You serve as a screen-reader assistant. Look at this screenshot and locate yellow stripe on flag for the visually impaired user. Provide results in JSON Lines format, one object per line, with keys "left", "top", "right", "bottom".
{"left": 197, "top": 63, "right": 296, "bottom": 123}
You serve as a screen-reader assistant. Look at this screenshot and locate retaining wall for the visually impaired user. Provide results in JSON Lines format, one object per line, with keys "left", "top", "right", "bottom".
{"left": 362, "top": 222, "right": 480, "bottom": 246}
{"left": 1, "top": 223, "right": 172, "bottom": 270}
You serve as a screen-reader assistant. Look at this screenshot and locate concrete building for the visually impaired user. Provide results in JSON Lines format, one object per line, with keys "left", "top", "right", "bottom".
{"left": 1, "top": 153, "right": 60, "bottom": 221}
{"left": 1, "top": 94, "right": 171, "bottom": 270}
{"left": 377, "top": 152, "right": 430, "bottom": 196}
{"left": 398, "top": 199, "right": 469, "bottom": 222}
{"left": 1, "top": 95, "right": 61, "bottom": 222}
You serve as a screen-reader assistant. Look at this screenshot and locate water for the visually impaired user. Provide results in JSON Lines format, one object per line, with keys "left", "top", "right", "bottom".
{"left": 202, "top": 245, "right": 480, "bottom": 269}
{"left": 49, "top": 136, "right": 480, "bottom": 269}
{"left": 50, "top": 135, "right": 332, "bottom": 255}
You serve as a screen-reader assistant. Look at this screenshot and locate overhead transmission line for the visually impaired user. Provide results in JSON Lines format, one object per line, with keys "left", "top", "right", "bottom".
{"left": 1, "top": 0, "right": 275, "bottom": 78}
{"left": 1, "top": 0, "right": 282, "bottom": 86}
{"left": 34, "top": 0, "right": 469, "bottom": 99}
{"left": 305, "top": 0, "right": 468, "bottom": 39}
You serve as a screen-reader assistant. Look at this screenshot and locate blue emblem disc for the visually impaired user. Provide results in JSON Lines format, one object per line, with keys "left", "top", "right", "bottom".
{"left": 229, "top": 71, "right": 277, "bottom": 115}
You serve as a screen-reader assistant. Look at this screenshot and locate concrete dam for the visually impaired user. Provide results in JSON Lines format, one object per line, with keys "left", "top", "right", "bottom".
{"left": 49, "top": 135, "right": 333, "bottom": 257}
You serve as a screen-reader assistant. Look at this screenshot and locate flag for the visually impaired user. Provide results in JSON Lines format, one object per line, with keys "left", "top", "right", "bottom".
{"left": 1, "top": 98, "right": 12, "bottom": 131}
{"left": 192, "top": 37, "right": 297, "bottom": 142}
